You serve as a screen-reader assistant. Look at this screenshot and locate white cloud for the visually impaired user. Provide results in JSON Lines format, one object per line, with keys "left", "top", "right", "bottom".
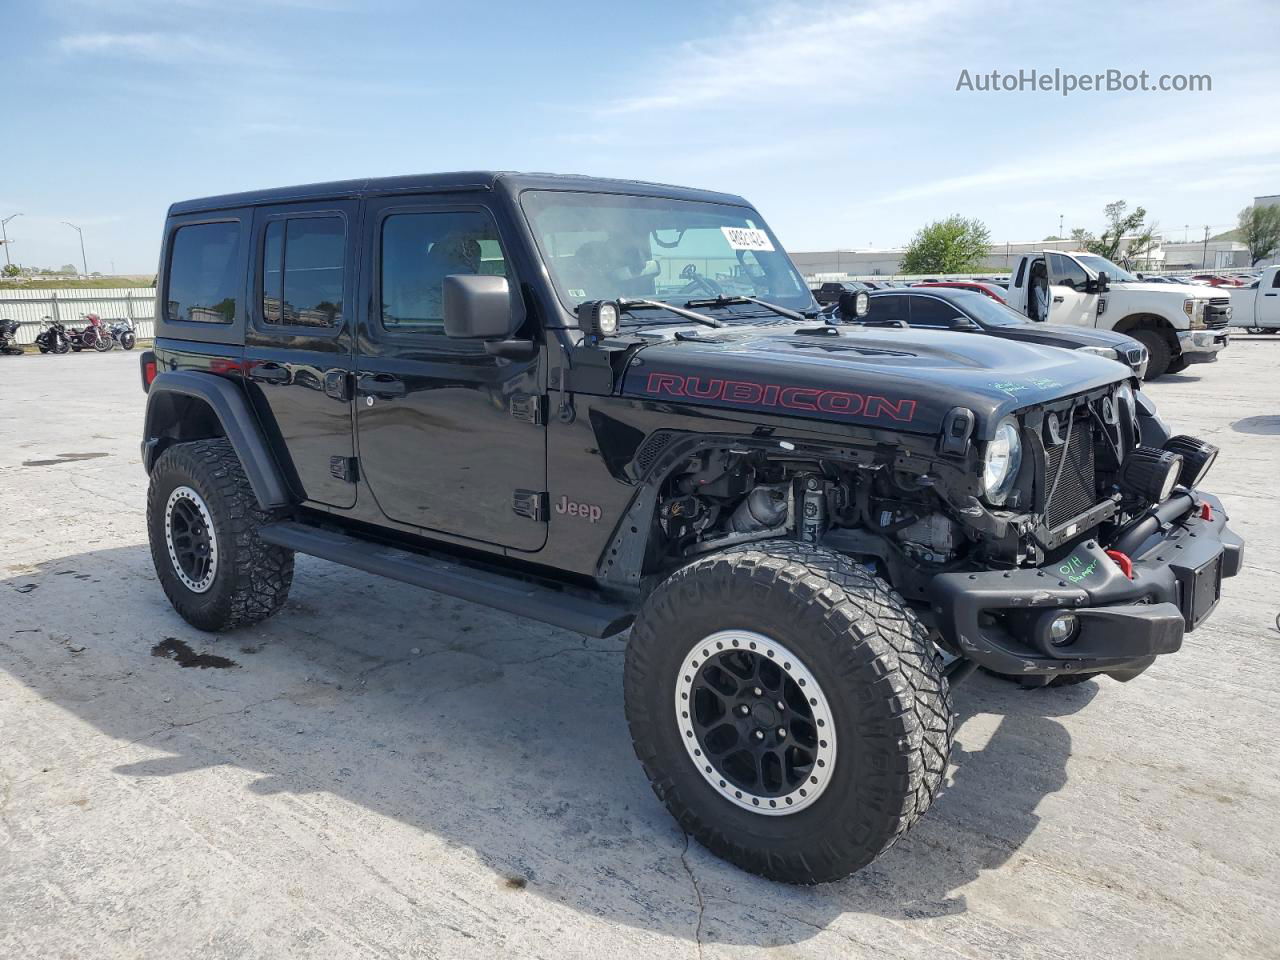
{"left": 58, "top": 31, "right": 241, "bottom": 64}
{"left": 878, "top": 109, "right": 1280, "bottom": 204}
{"left": 600, "top": 0, "right": 967, "bottom": 116}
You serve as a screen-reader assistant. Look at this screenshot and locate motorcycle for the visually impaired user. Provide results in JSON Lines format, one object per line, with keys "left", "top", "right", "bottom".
{"left": 66, "top": 313, "right": 113, "bottom": 353}
{"left": 1, "top": 318, "right": 24, "bottom": 356}
{"left": 107, "top": 317, "right": 137, "bottom": 350}
{"left": 34, "top": 317, "right": 71, "bottom": 354}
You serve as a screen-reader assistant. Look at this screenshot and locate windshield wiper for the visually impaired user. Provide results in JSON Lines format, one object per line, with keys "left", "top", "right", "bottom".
{"left": 617, "top": 298, "right": 724, "bottom": 328}
{"left": 684, "top": 295, "right": 811, "bottom": 322}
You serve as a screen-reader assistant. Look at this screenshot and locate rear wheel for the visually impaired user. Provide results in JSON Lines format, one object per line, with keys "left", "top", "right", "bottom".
{"left": 1131, "top": 329, "right": 1172, "bottom": 380}
{"left": 625, "top": 541, "right": 953, "bottom": 884}
{"left": 147, "top": 438, "right": 294, "bottom": 631}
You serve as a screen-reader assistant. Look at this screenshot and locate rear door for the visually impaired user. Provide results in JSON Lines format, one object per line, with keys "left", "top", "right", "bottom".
{"left": 354, "top": 196, "right": 547, "bottom": 551}
{"left": 244, "top": 202, "right": 358, "bottom": 509}
{"left": 1047, "top": 253, "right": 1096, "bottom": 327}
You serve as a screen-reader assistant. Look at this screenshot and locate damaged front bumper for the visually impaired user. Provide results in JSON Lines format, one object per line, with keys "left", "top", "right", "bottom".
{"left": 930, "top": 492, "right": 1243, "bottom": 679}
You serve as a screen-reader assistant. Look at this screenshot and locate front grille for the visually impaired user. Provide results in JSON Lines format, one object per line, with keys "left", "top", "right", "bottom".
{"left": 1123, "top": 344, "right": 1148, "bottom": 368}
{"left": 1043, "top": 419, "right": 1098, "bottom": 528}
{"left": 1204, "top": 297, "right": 1232, "bottom": 329}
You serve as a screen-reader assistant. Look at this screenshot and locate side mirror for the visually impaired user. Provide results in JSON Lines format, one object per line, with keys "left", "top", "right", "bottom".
{"left": 1096, "top": 271, "right": 1110, "bottom": 294}
{"left": 443, "top": 275, "right": 516, "bottom": 340}
{"left": 949, "top": 316, "right": 981, "bottom": 331}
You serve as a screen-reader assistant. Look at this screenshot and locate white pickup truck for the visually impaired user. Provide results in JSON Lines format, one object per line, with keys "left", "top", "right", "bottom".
{"left": 1003, "top": 250, "right": 1231, "bottom": 378}
{"left": 1228, "top": 265, "right": 1280, "bottom": 333}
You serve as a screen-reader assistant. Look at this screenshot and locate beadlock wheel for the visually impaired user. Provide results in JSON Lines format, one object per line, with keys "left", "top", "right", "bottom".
{"left": 164, "top": 485, "right": 218, "bottom": 593}
{"left": 674, "top": 629, "right": 837, "bottom": 815}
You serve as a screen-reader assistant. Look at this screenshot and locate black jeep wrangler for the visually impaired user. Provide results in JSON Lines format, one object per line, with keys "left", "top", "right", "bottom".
{"left": 139, "top": 172, "right": 1243, "bottom": 884}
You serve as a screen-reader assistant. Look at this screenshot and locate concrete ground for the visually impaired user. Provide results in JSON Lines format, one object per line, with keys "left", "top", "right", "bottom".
{"left": 1, "top": 340, "right": 1278, "bottom": 960}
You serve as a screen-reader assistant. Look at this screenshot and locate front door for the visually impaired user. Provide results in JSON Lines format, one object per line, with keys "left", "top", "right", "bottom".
{"left": 354, "top": 197, "right": 547, "bottom": 551}
{"left": 1047, "top": 253, "right": 1098, "bottom": 327}
{"left": 1259, "top": 269, "right": 1280, "bottom": 326}
{"left": 244, "top": 202, "right": 358, "bottom": 509}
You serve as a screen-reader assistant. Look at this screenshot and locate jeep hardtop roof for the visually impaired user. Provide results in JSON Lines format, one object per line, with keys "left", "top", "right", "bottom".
{"left": 168, "top": 171, "right": 751, "bottom": 216}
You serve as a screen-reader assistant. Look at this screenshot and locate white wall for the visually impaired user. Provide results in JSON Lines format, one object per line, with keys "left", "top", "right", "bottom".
{"left": 0, "top": 288, "right": 156, "bottom": 344}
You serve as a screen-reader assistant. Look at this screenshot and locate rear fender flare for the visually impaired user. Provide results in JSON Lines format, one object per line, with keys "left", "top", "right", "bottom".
{"left": 143, "top": 370, "right": 291, "bottom": 510}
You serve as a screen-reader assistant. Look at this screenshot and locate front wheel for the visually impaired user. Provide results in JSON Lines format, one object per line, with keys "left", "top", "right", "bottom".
{"left": 1130, "top": 329, "right": 1172, "bottom": 380}
{"left": 93, "top": 333, "right": 113, "bottom": 352}
{"left": 147, "top": 438, "right": 294, "bottom": 631}
{"left": 625, "top": 541, "right": 953, "bottom": 883}
{"left": 120, "top": 332, "right": 136, "bottom": 350}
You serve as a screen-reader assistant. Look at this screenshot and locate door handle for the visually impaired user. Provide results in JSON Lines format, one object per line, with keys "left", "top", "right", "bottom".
{"left": 1052, "top": 295, "right": 1065, "bottom": 304}
{"left": 357, "top": 373, "right": 406, "bottom": 398}
{"left": 1265, "top": 292, "right": 1277, "bottom": 297}
{"left": 249, "top": 362, "right": 290, "bottom": 384}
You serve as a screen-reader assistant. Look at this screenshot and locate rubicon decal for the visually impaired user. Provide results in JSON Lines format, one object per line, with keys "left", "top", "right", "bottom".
{"left": 643, "top": 373, "right": 917, "bottom": 423}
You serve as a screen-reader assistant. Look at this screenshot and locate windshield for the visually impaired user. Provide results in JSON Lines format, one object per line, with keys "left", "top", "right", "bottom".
{"left": 520, "top": 190, "right": 814, "bottom": 320}
{"left": 1074, "top": 254, "right": 1138, "bottom": 282}
{"left": 955, "top": 292, "right": 1029, "bottom": 327}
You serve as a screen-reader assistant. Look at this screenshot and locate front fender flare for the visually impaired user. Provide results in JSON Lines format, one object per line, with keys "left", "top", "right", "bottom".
{"left": 143, "top": 370, "right": 291, "bottom": 510}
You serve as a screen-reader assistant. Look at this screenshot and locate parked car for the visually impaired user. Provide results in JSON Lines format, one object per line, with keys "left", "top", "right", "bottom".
{"left": 1228, "top": 264, "right": 1280, "bottom": 332}
{"left": 1002, "top": 250, "right": 1231, "bottom": 378}
{"left": 912, "top": 280, "right": 1008, "bottom": 302}
{"left": 850, "top": 287, "right": 1152, "bottom": 380}
{"left": 1191, "top": 274, "right": 1247, "bottom": 287}
{"left": 137, "top": 171, "right": 1241, "bottom": 885}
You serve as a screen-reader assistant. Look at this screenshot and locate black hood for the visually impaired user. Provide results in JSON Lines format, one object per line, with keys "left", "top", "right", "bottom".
{"left": 986, "top": 321, "right": 1141, "bottom": 352}
{"left": 620, "top": 324, "right": 1129, "bottom": 440}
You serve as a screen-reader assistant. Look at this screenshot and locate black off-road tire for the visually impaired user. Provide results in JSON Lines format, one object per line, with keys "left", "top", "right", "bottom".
{"left": 147, "top": 438, "right": 294, "bottom": 632}
{"left": 1131, "top": 328, "right": 1172, "bottom": 380}
{"left": 625, "top": 541, "right": 954, "bottom": 884}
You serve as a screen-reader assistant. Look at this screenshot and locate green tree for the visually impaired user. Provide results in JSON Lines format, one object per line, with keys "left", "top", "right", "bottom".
{"left": 1, "top": 263, "right": 19, "bottom": 278}
{"left": 58, "top": 263, "right": 78, "bottom": 275}
{"left": 1071, "top": 201, "right": 1157, "bottom": 267}
{"left": 900, "top": 215, "right": 992, "bottom": 274}
{"left": 1238, "top": 204, "right": 1280, "bottom": 265}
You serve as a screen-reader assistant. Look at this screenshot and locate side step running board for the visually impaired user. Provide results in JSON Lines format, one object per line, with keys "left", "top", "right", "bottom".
{"left": 259, "top": 521, "right": 634, "bottom": 639}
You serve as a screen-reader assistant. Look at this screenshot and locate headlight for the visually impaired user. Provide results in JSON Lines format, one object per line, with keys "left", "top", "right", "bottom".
{"left": 1078, "top": 345, "right": 1120, "bottom": 361}
{"left": 1114, "top": 381, "right": 1138, "bottom": 450}
{"left": 981, "top": 418, "right": 1023, "bottom": 506}
{"left": 1183, "top": 298, "right": 1207, "bottom": 329}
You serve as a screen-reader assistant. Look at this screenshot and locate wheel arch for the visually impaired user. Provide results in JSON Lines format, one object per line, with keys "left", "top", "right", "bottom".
{"left": 143, "top": 371, "right": 291, "bottom": 510}
{"left": 1111, "top": 312, "right": 1178, "bottom": 344}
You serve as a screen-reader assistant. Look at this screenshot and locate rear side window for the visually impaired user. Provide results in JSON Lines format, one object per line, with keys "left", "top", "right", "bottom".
{"left": 908, "top": 295, "right": 963, "bottom": 328}
{"left": 262, "top": 217, "right": 345, "bottom": 327}
{"left": 380, "top": 210, "right": 507, "bottom": 332}
{"left": 864, "top": 295, "right": 908, "bottom": 325}
{"left": 166, "top": 221, "right": 241, "bottom": 323}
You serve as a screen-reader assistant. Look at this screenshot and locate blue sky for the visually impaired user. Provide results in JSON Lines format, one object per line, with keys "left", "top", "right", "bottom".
{"left": 3, "top": 0, "right": 1279, "bottom": 273}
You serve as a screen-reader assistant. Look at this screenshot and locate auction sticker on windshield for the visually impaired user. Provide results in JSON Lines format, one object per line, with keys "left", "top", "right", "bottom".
{"left": 721, "top": 226, "right": 774, "bottom": 252}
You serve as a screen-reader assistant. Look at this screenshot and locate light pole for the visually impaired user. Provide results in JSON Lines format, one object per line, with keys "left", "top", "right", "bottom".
{"left": 62, "top": 221, "right": 88, "bottom": 276}
{"left": 1, "top": 213, "right": 20, "bottom": 268}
